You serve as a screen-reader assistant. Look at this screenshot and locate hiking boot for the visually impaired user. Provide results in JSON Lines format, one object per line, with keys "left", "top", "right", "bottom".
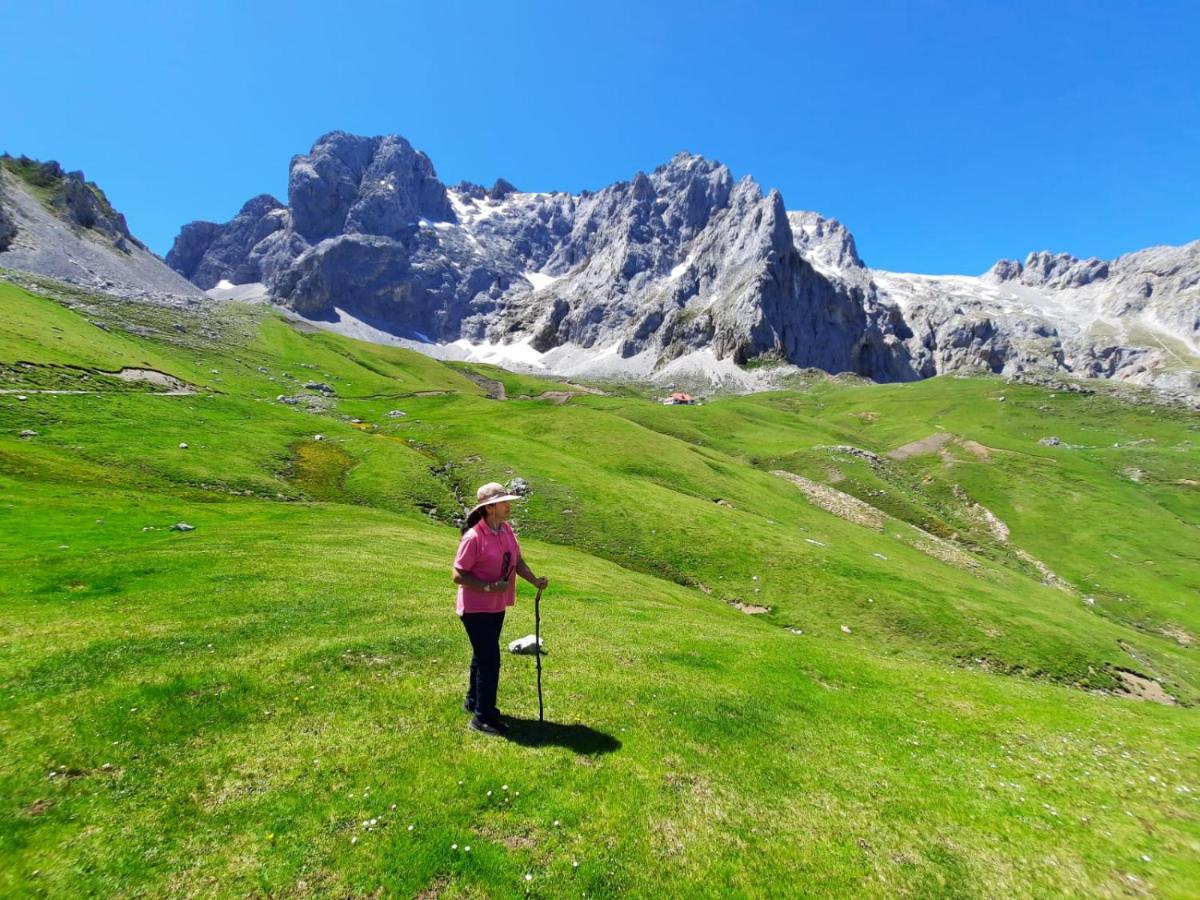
{"left": 468, "top": 716, "right": 505, "bottom": 737}
{"left": 483, "top": 714, "right": 509, "bottom": 735}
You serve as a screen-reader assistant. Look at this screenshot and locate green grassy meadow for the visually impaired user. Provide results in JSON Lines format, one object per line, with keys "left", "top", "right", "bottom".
{"left": 1, "top": 276, "right": 1197, "bottom": 897}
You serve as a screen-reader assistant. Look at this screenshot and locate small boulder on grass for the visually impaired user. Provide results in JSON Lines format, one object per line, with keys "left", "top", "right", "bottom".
{"left": 508, "top": 634, "right": 544, "bottom": 655}
{"left": 19, "top": 430, "right": 37, "bottom": 438}
{"left": 171, "top": 522, "right": 195, "bottom": 532}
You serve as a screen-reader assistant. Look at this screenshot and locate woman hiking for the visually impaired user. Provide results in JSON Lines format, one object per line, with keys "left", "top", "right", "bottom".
{"left": 453, "top": 482, "right": 549, "bottom": 736}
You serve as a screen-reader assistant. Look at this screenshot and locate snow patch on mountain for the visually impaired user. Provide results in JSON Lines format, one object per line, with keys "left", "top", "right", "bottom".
{"left": 523, "top": 271, "right": 561, "bottom": 291}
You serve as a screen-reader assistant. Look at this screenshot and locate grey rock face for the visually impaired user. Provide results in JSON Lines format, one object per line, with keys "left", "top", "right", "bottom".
{"left": 0, "top": 157, "right": 202, "bottom": 298}
{"left": 453, "top": 181, "right": 487, "bottom": 199}
{"left": 472, "top": 155, "right": 912, "bottom": 379}
{"left": 290, "top": 132, "right": 453, "bottom": 241}
{"left": 166, "top": 220, "right": 223, "bottom": 282}
{"left": 165, "top": 194, "right": 286, "bottom": 289}
{"left": 488, "top": 179, "right": 518, "bottom": 200}
{"left": 787, "top": 211, "right": 864, "bottom": 272}
{"left": 0, "top": 174, "right": 15, "bottom": 252}
{"left": 986, "top": 251, "right": 1110, "bottom": 290}
{"left": 985, "top": 258, "right": 1023, "bottom": 281}
{"left": 1, "top": 156, "right": 144, "bottom": 250}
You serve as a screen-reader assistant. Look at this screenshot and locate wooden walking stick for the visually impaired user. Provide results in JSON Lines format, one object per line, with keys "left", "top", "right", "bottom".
{"left": 534, "top": 586, "right": 544, "bottom": 721}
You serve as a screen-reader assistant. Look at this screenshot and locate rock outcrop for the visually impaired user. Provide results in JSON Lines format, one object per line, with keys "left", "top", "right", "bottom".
{"left": 0, "top": 175, "right": 16, "bottom": 252}
{"left": 166, "top": 194, "right": 289, "bottom": 289}
{"left": 0, "top": 156, "right": 202, "bottom": 297}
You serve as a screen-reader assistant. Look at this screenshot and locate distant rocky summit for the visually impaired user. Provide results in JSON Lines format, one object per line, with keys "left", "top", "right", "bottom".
{"left": 0, "top": 155, "right": 201, "bottom": 298}
{"left": 167, "top": 131, "right": 1198, "bottom": 396}
{"left": 875, "top": 241, "right": 1200, "bottom": 395}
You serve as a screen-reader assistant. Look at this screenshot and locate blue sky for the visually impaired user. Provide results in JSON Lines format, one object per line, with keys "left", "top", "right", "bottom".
{"left": 6, "top": 0, "right": 1198, "bottom": 273}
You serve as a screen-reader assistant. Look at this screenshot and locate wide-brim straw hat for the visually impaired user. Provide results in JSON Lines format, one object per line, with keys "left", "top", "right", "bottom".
{"left": 466, "top": 482, "right": 524, "bottom": 523}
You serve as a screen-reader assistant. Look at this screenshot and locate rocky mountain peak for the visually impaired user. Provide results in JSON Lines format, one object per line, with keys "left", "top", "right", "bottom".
{"left": 787, "top": 211, "right": 864, "bottom": 272}
{"left": 1, "top": 154, "right": 141, "bottom": 251}
{"left": 0, "top": 154, "right": 201, "bottom": 297}
{"left": 488, "top": 178, "right": 518, "bottom": 200}
{"left": 984, "top": 257, "right": 1023, "bottom": 281}
{"left": 984, "top": 250, "right": 1109, "bottom": 289}
{"left": 1021, "top": 250, "right": 1110, "bottom": 288}
{"left": 288, "top": 131, "right": 452, "bottom": 242}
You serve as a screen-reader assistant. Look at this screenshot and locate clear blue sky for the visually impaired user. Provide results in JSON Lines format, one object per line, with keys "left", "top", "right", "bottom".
{"left": 7, "top": 0, "right": 1198, "bottom": 273}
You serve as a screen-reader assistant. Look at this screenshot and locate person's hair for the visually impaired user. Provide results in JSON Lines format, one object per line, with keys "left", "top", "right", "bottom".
{"left": 463, "top": 504, "right": 490, "bottom": 533}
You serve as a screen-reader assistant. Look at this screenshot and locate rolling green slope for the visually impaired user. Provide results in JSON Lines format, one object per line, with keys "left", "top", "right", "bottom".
{"left": 1, "top": 277, "right": 1197, "bottom": 897}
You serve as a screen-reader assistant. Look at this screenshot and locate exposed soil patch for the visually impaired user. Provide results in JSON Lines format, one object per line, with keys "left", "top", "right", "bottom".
{"left": 730, "top": 600, "right": 770, "bottom": 615}
{"left": 1160, "top": 624, "right": 1195, "bottom": 647}
{"left": 471, "top": 823, "right": 536, "bottom": 851}
{"left": 1113, "top": 669, "right": 1176, "bottom": 705}
{"left": 537, "top": 391, "right": 577, "bottom": 404}
{"left": 414, "top": 876, "right": 450, "bottom": 900}
{"left": 887, "top": 432, "right": 954, "bottom": 460}
{"left": 772, "top": 470, "right": 887, "bottom": 530}
{"left": 959, "top": 439, "right": 991, "bottom": 459}
{"left": 107, "top": 367, "right": 195, "bottom": 393}
{"left": 24, "top": 798, "right": 54, "bottom": 817}
{"left": 888, "top": 432, "right": 999, "bottom": 463}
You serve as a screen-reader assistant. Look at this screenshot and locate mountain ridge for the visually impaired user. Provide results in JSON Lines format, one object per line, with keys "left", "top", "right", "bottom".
{"left": 2, "top": 136, "right": 1195, "bottom": 399}
{"left": 0, "top": 155, "right": 202, "bottom": 299}
{"left": 163, "top": 131, "right": 1199, "bottom": 398}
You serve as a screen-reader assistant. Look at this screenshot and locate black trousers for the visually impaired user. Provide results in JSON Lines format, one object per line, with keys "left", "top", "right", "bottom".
{"left": 460, "top": 611, "right": 505, "bottom": 718}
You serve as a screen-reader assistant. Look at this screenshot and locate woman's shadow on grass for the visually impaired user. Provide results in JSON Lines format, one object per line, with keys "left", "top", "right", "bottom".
{"left": 503, "top": 717, "right": 621, "bottom": 754}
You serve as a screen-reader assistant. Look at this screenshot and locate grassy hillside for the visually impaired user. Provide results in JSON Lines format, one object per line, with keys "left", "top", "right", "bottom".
{"left": 1, "top": 276, "right": 1197, "bottom": 897}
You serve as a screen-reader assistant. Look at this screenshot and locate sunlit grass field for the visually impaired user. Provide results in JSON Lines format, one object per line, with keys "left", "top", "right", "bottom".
{"left": 1, "top": 277, "right": 1197, "bottom": 897}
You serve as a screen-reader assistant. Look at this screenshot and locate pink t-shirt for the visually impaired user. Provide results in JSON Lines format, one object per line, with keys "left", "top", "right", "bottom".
{"left": 454, "top": 520, "right": 521, "bottom": 615}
